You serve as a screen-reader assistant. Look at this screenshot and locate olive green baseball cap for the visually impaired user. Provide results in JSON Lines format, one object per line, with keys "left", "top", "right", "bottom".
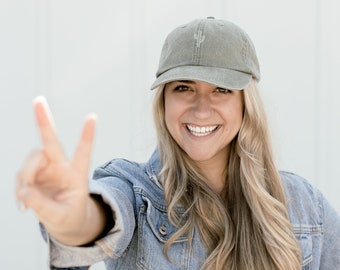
{"left": 151, "top": 17, "right": 260, "bottom": 90}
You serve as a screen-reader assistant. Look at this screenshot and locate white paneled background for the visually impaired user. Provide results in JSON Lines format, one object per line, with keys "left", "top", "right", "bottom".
{"left": 1, "top": 0, "right": 339, "bottom": 269}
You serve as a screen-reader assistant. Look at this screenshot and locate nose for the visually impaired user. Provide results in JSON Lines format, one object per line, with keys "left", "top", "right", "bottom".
{"left": 192, "top": 93, "right": 213, "bottom": 119}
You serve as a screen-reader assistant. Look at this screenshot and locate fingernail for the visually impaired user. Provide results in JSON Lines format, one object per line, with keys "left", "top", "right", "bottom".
{"left": 17, "top": 183, "right": 30, "bottom": 211}
{"left": 87, "top": 113, "right": 98, "bottom": 120}
{"left": 18, "top": 183, "right": 30, "bottom": 199}
{"left": 18, "top": 201, "right": 27, "bottom": 211}
{"left": 33, "top": 96, "right": 47, "bottom": 105}
{"left": 32, "top": 151, "right": 48, "bottom": 169}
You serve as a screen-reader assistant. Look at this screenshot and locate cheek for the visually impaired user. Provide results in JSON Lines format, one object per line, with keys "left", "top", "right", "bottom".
{"left": 226, "top": 104, "right": 243, "bottom": 131}
{"left": 164, "top": 97, "right": 178, "bottom": 134}
{"left": 236, "top": 104, "right": 244, "bottom": 122}
{"left": 164, "top": 111, "right": 172, "bottom": 134}
{"left": 235, "top": 108, "right": 244, "bottom": 129}
{"left": 234, "top": 98, "right": 244, "bottom": 126}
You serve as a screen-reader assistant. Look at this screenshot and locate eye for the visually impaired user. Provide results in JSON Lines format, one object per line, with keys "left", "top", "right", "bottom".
{"left": 215, "top": 87, "right": 231, "bottom": 94}
{"left": 174, "top": 85, "right": 191, "bottom": 92}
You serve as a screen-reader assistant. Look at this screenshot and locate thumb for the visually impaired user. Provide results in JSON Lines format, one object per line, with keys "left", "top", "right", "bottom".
{"left": 17, "top": 150, "right": 48, "bottom": 185}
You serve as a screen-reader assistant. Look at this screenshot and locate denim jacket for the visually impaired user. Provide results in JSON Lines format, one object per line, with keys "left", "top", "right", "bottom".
{"left": 46, "top": 150, "right": 340, "bottom": 270}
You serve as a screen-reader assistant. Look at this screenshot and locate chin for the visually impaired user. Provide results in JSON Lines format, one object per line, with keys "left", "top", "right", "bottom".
{"left": 186, "top": 151, "right": 215, "bottom": 162}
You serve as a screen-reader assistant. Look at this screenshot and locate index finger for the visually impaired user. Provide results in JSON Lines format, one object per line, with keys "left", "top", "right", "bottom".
{"left": 33, "top": 96, "right": 65, "bottom": 160}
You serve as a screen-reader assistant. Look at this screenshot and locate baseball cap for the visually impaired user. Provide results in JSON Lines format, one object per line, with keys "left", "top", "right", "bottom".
{"left": 150, "top": 17, "right": 260, "bottom": 90}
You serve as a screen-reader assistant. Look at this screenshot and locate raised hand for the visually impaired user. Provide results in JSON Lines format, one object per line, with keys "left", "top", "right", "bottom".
{"left": 16, "top": 97, "right": 106, "bottom": 245}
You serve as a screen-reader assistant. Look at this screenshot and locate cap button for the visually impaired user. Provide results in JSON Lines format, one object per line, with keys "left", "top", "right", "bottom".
{"left": 207, "top": 16, "right": 215, "bottom": 20}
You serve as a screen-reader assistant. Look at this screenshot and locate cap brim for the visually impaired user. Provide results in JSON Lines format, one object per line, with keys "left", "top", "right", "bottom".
{"left": 150, "top": 65, "right": 252, "bottom": 90}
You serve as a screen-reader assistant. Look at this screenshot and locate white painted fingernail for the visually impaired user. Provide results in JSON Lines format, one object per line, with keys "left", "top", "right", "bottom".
{"left": 18, "top": 201, "right": 27, "bottom": 211}
{"left": 31, "top": 151, "right": 48, "bottom": 169}
{"left": 33, "top": 95, "right": 56, "bottom": 128}
{"left": 18, "top": 183, "right": 30, "bottom": 199}
{"left": 33, "top": 96, "right": 47, "bottom": 105}
{"left": 87, "top": 113, "right": 98, "bottom": 120}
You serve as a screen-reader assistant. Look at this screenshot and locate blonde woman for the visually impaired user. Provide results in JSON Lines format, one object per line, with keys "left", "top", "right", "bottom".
{"left": 17, "top": 17, "right": 340, "bottom": 270}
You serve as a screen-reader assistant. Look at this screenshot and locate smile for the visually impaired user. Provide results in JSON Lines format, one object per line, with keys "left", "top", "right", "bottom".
{"left": 186, "top": 124, "right": 219, "bottom": 137}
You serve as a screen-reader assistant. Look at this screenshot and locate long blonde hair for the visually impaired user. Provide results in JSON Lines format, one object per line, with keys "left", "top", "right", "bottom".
{"left": 152, "top": 80, "right": 301, "bottom": 270}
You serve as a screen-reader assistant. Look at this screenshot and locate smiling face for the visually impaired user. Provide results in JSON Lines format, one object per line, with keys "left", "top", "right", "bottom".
{"left": 164, "top": 80, "right": 244, "bottom": 170}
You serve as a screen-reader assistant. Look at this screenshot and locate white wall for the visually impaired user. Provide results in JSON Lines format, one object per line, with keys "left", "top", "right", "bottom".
{"left": 1, "top": 0, "right": 339, "bottom": 268}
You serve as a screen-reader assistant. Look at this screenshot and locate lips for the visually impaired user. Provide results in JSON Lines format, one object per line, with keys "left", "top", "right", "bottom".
{"left": 186, "top": 124, "right": 219, "bottom": 137}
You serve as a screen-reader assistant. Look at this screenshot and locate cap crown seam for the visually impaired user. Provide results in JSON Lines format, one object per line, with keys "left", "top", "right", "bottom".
{"left": 193, "top": 20, "right": 206, "bottom": 65}
{"left": 241, "top": 32, "right": 248, "bottom": 70}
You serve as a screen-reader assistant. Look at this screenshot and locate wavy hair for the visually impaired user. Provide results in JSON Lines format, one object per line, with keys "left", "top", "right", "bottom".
{"left": 152, "top": 80, "right": 301, "bottom": 270}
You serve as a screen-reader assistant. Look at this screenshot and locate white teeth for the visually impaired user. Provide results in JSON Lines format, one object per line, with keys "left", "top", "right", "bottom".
{"left": 187, "top": 124, "right": 218, "bottom": 137}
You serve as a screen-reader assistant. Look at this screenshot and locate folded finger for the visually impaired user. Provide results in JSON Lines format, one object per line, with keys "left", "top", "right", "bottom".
{"left": 16, "top": 150, "right": 47, "bottom": 187}
{"left": 17, "top": 184, "right": 47, "bottom": 216}
{"left": 16, "top": 150, "right": 47, "bottom": 207}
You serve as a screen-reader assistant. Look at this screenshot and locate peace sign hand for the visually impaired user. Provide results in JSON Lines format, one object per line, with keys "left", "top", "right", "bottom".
{"left": 16, "top": 97, "right": 106, "bottom": 246}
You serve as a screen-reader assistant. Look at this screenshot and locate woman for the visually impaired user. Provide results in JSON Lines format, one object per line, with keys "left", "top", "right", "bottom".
{"left": 16, "top": 17, "right": 340, "bottom": 270}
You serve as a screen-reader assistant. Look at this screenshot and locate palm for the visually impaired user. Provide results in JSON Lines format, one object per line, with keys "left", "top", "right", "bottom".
{"left": 33, "top": 160, "right": 87, "bottom": 224}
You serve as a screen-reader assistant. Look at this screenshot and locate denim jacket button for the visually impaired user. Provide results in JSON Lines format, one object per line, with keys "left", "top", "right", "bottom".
{"left": 159, "top": 221, "right": 167, "bottom": 236}
{"left": 140, "top": 205, "right": 146, "bottom": 212}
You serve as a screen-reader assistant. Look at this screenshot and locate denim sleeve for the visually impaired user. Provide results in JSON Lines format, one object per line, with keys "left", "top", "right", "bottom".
{"left": 51, "top": 266, "right": 90, "bottom": 270}
{"left": 319, "top": 193, "right": 340, "bottom": 269}
{"left": 45, "top": 165, "right": 136, "bottom": 268}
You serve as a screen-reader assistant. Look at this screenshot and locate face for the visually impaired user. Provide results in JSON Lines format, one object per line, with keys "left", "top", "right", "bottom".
{"left": 164, "top": 80, "right": 244, "bottom": 168}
